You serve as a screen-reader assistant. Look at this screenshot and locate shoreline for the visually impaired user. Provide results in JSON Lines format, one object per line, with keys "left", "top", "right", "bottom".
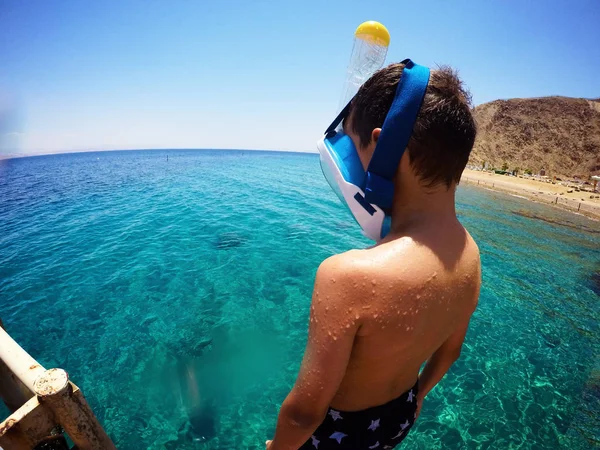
{"left": 460, "top": 169, "right": 600, "bottom": 222}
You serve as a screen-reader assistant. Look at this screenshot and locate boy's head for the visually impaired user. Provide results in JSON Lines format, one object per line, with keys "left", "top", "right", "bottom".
{"left": 344, "top": 62, "right": 476, "bottom": 189}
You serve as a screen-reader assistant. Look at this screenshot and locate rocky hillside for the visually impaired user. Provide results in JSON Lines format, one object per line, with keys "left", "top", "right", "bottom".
{"left": 469, "top": 96, "right": 600, "bottom": 179}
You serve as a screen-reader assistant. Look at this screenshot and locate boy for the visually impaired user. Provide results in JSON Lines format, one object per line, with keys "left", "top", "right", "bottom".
{"left": 268, "top": 61, "right": 480, "bottom": 449}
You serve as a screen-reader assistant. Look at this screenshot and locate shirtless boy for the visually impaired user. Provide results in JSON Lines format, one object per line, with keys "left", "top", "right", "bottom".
{"left": 267, "top": 60, "right": 480, "bottom": 450}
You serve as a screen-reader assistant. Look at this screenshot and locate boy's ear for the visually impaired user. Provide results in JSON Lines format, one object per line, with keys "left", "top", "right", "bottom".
{"left": 371, "top": 128, "right": 381, "bottom": 144}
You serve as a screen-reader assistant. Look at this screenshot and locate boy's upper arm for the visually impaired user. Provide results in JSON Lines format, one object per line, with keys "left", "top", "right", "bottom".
{"left": 285, "top": 254, "right": 362, "bottom": 417}
{"left": 437, "top": 261, "right": 481, "bottom": 359}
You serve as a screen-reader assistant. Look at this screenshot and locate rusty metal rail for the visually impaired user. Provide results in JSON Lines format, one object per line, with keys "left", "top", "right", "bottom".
{"left": 0, "top": 323, "right": 116, "bottom": 450}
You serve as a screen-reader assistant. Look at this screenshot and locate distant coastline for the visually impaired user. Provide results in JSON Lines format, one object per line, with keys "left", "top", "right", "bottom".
{"left": 2, "top": 149, "right": 598, "bottom": 223}
{"left": 0, "top": 148, "right": 317, "bottom": 162}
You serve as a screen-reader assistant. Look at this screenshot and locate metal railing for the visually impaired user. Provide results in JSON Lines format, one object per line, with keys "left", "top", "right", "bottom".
{"left": 0, "top": 321, "right": 116, "bottom": 449}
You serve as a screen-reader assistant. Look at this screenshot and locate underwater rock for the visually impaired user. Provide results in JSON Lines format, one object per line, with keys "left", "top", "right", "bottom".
{"left": 261, "top": 282, "right": 287, "bottom": 305}
{"left": 214, "top": 232, "right": 246, "bottom": 250}
{"left": 140, "top": 314, "right": 159, "bottom": 330}
{"left": 541, "top": 332, "right": 561, "bottom": 348}
{"left": 190, "top": 338, "right": 213, "bottom": 357}
{"left": 537, "top": 322, "right": 561, "bottom": 348}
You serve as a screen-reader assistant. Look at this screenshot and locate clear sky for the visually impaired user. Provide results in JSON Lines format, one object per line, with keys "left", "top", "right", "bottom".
{"left": 1, "top": 0, "right": 599, "bottom": 156}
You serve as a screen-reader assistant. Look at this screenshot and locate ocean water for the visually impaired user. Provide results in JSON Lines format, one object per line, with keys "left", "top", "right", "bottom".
{"left": 0, "top": 150, "right": 598, "bottom": 450}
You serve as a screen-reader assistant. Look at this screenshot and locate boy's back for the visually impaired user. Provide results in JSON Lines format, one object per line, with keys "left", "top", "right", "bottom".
{"left": 329, "top": 222, "right": 480, "bottom": 411}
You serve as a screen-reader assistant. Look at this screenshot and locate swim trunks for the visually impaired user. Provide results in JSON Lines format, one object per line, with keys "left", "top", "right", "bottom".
{"left": 299, "top": 382, "right": 418, "bottom": 449}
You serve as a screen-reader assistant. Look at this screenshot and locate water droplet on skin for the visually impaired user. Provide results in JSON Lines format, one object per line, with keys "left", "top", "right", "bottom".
{"left": 371, "top": 279, "right": 377, "bottom": 286}
{"left": 325, "top": 306, "right": 329, "bottom": 311}
{"left": 331, "top": 278, "right": 336, "bottom": 283}
{"left": 328, "top": 331, "right": 332, "bottom": 336}
{"left": 371, "top": 289, "right": 376, "bottom": 295}
{"left": 374, "top": 314, "right": 379, "bottom": 319}
{"left": 333, "top": 335, "right": 337, "bottom": 341}
{"left": 355, "top": 313, "right": 359, "bottom": 320}
{"left": 416, "top": 294, "right": 421, "bottom": 300}
{"left": 346, "top": 324, "right": 350, "bottom": 329}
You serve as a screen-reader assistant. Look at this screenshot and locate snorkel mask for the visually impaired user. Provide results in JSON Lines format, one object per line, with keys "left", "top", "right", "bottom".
{"left": 317, "top": 59, "right": 430, "bottom": 242}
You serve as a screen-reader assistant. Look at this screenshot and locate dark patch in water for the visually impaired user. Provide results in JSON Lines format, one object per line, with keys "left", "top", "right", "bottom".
{"left": 537, "top": 321, "right": 562, "bottom": 349}
{"left": 512, "top": 209, "right": 599, "bottom": 234}
{"left": 187, "top": 402, "right": 217, "bottom": 440}
{"left": 214, "top": 232, "right": 246, "bottom": 249}
{"left": 189, "top": 338, "right": 213, "bottom": 357}
{"left": 335, "top": 221, "right": 353, "bottom": 230}
{"left": 261, "top": 282, "right": 287, "bottom": 305}
{"left": 590, "top": 270, "right": 600, "bottom": 296}
{"left": 285, "top": 223, "right": 309, "bottom": 241}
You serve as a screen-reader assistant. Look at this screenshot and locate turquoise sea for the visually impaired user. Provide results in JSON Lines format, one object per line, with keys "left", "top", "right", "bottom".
{"left": 0, "top": 150, "right": 598, "bottom": 449}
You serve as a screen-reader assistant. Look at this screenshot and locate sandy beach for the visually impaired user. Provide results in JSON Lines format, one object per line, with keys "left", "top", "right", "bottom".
{"left": 461, "top": 168, "right": 600, "bottom": 221}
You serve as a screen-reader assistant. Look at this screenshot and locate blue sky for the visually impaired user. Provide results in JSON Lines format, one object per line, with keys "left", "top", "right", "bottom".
{"left": 1, "top": 0, "right": 599, "bottom": 155}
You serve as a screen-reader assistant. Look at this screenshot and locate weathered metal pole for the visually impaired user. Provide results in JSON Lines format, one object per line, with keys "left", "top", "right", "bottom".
{"left": 33, "top": 369, "right": 116, "bottom": 450}
{"left": 0, "top": 323, "right": 116, "bottom": 449}
{"left": 0, "top": 320, "right": 36, "bottom": 413}
{"left": 0, "top": 326, "right": 45, "bottom": 391}
{"left": 0, "top": 358, "right": 32, "bottom": 413}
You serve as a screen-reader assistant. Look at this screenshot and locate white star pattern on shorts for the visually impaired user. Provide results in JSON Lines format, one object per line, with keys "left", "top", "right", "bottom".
{"left": 401, "top": 419, "right": 410, "bottom": 430}
{"left": 368, "top": 441, "right": 380, "bottom": 449}
{"left": 407, "top": 390, "right": 414, "bottom": 402}
{"left": 329, "top": 431, "right": 347, "bottom": 444}
{"left": 311, "top": 435, "right": 320, "bottom": 448}
{"left": 328, "top": 409, "right": 343, "bottom": 421}
{"left": 368, "top": 418, "right": 380, "bottom": 431}
{"left": 391, "top": 429, "right": 404, "bottom": 440}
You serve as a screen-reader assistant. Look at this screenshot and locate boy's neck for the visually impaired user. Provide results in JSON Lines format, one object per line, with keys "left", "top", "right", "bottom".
{"left": 389, "top": 181, "right": 459, "bottom": 235}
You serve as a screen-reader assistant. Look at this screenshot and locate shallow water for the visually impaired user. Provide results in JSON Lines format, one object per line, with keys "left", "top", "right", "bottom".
{"left": 0, "top": 150, "right": 598, "bottom": 449}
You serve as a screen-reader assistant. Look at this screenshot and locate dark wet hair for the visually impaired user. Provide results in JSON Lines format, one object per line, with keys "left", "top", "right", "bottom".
{"left": 349, "top": 62, "right": 477, "bottom": 188}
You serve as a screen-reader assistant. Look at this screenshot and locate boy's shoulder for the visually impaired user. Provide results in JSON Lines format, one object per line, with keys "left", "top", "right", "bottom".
{"left": 318, "top": 238, "right": 415, "bottom": 281}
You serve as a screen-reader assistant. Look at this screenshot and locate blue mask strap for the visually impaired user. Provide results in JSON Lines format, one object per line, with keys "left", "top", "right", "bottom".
{"left": 364, "top": 59, "right": 430, "bottom": 209}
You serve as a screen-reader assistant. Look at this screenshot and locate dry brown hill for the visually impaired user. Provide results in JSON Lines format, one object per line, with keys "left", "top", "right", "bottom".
{"left": 470, "top": 96, "right": 600, "bottom": 179}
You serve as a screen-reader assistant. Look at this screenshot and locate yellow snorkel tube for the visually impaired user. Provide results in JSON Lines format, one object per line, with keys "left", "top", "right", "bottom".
{"left": 339, "top": 21, "right": 391, "bottom": 110}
